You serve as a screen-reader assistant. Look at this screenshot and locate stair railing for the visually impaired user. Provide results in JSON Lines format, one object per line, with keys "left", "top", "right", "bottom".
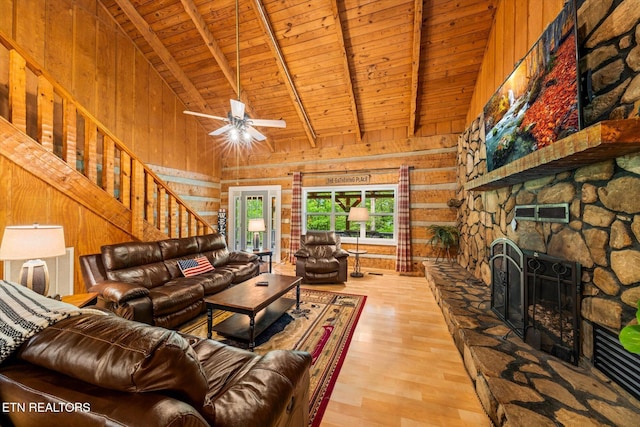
{"left": 0, "top": 30, "right": 213, "bottom": 240}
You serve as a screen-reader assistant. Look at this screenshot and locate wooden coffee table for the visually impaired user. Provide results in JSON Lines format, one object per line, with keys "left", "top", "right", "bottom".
{"left": 204, "top": 274, "right": 302, "bottom": 351}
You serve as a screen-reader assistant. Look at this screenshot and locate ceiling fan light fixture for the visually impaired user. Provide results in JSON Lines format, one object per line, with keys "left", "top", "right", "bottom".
{"left": 241, "top": 130, "right": 252, "bottom": 144}
{"left": 228, "top": 127, "right": 240, "bottom": 143}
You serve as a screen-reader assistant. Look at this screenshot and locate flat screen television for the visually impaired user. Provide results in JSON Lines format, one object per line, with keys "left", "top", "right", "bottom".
{"left": 483, "top": 0, "right": 580, "bottom": 172}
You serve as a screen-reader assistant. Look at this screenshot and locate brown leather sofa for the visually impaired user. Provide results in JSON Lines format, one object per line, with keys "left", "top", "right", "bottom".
{"left": 80, "top": 233, "right": 259, "bottom": 329}
{"left": 0, "top": 313, "right": 311, "bottom": 427}
{"left": 294, "top": 231, "right": 349, "bottom": 284}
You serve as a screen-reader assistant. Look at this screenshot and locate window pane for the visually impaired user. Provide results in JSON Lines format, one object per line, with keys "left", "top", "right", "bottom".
{"left": 334, "top": 191, "right": 361, "bottom": 213}
{"left": 307, "top": 215, "right": 330, "bottom": 230}
{"left": 366, "top": 215, "right": 394, "bottom": 239}
{"left": 307, "top": 192, "right": 332, "bottom": 213}
{"left": 366, "top": 190, "right": 395, "bottom": 213}
{"left": 304, "top": 186, "right": 397, "bottom": 242}
{"left": 335, "top": 214, "right": 348, "bottom": 233}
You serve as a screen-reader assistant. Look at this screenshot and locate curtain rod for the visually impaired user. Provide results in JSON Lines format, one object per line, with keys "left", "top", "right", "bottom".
{"left": 287, "top": 166, "right": 413, "bottom": 176}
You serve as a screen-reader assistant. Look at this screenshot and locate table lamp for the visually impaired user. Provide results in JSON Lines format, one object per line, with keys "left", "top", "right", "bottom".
{"left": 0, "top": 224, "right": 66, "bottom": 296}
{"left": 248, "top": 218, "right": 266, "bottom": 250}
{"left": 348, "top": 207, "right": 369, "bottom": 252}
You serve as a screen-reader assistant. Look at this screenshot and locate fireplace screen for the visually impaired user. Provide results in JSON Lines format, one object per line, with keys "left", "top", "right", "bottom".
{"left": 490, "top": 238, "right": 581, "bottom": 364}
{"left": 490, "top": 238, "right": 525, "bottom": 333}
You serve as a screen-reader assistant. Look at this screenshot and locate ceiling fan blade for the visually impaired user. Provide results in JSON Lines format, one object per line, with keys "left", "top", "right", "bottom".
{"left": 183, "top": 110, "right": 228, "bottom": 122}
{"left": 249, "top": 118, "right": 287, "bottom": 128}
{"left": 230, "top": 99, "right": 245, "bottom": 118}
{"left": 247, "top": 126, "right": 266, "bottom": 141}
{"left": 209, "top": 124, "right": 234, "bottom": 136}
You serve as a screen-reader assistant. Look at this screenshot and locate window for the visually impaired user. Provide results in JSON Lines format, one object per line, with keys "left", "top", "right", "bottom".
{"left": 303, "top": 185, "right": 397, "bottom": 244}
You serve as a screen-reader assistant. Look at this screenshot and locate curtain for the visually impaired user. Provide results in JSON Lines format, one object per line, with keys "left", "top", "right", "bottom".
{"left": 395, "top": 165, "right": 412, "bottom": 272}
{"left": 289, "top": 172, "right": 302, "bottom": 263}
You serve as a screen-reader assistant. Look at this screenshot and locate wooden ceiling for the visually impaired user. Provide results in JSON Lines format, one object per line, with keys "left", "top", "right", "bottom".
{"left": 100, "top": 0, "right": 498, "bottom": 151}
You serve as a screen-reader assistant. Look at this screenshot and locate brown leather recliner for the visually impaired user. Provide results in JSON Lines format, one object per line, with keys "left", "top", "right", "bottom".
{"left": 294, "top": 231, "right": 349, "bottom": 283}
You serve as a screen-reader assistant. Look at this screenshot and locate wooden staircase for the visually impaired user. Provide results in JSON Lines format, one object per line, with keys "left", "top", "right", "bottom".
{"left": 0, "top": 31, "right": 213, "bottom": 242}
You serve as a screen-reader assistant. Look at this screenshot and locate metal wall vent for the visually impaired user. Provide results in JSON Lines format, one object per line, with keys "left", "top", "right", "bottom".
{"left": 514, "top": 203, "right": 569, "bottom": 223}
{"left": 593, "top": 324, "right": 640, "bottom": 401}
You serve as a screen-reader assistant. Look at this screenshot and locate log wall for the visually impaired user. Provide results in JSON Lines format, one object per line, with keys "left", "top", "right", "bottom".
{"left": 221, "top": 129, "right": 459, "bottom": 273}
{"left": 1, "top": 150, "right": 131, "bottom": 293}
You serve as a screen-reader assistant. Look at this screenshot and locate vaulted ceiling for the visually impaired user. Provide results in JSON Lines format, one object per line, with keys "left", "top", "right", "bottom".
{"left": 100, "top": 0, "right": 498, "bottom": 151}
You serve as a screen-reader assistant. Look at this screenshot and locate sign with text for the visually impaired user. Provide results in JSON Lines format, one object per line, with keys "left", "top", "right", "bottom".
{"left": 325, "top": 174, "right": 370, "bottom": 185}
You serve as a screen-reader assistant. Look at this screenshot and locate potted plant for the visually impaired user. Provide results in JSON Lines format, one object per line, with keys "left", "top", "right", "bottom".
{"left": 619, "top": 301, "right": 640, "bottom": 354}
{"left": 427, "top": 225, "right": 460, "bottom": 262}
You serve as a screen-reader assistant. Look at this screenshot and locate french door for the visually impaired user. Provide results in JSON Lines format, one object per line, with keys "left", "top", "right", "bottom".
{"left": 228, "top": 186, "right": 281, "bottom": 262}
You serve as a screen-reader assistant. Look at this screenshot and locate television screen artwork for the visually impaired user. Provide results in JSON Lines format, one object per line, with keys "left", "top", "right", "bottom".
{"left": 484, "top": 1, "right": 579, "bottom": 172}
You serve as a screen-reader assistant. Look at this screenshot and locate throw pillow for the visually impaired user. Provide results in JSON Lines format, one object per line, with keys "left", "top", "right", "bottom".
{"left": 178, "top": 256, "right": 214, "bottom": 277}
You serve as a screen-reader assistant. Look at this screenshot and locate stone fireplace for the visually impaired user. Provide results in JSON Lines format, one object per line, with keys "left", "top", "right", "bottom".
{"left": 490, "top": 238, "right": 581, "bottom": 364}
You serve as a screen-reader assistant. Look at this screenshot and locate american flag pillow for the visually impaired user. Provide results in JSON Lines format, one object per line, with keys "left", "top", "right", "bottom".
{"left": 177, "top": 256, "right": 214, "bottom": 277}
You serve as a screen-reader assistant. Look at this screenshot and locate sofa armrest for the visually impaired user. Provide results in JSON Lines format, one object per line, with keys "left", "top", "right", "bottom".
{"left": 88, "top": 280, "right": 149, "bottom": 304}
{"left": 227, "top": 251, "right": 258, "bottom": 264}
{"left": 294, "top": 248, "right": 310, "bottom": 258}
{"left": 333, "top": 248, "right": 350, "bottom": 258}
{"left": 202, "top": 350, "right": 312, "bottom": 427}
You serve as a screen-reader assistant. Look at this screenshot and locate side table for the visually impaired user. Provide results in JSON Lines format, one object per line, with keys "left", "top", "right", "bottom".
{"left": 347, "top": 249, "right": 367, "bottom": 278}
{"left": 247, "top": 249, "right": 273, "bottom": 273}
{"left": 61, "top": 292, "right": 98, "bottom": 308}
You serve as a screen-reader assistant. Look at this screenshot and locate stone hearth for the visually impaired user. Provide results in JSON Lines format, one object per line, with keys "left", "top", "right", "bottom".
{"left": 424, "top": 260, "right": 640, "bottom": 426}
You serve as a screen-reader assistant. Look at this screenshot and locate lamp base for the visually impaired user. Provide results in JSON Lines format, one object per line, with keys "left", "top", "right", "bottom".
{"left": 253, "top": 232, "right": 261, "bottom": 251}
{"left": 19, "top": 259, "right": 50, "bottom": 296}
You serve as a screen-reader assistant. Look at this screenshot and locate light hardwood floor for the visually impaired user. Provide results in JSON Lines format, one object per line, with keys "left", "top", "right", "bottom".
{"left": 274, "top": 264, "right": 491, "bottom": 427}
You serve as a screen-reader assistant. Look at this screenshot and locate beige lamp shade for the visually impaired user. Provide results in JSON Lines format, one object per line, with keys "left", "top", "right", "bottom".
{"left": 348, "top": 207, "right": 369, "bottom": 222}
{"left": 248, "top": 218, "right": 266, "bottom": 232}
{"left": 0, "top": 225, "right": 66, "bottom": 260}
{"left": 0, "top": 224, "right": 66, "bottom": 296}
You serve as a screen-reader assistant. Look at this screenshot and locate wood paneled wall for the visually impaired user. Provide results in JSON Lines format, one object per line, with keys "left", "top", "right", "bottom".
{"left": 0, "top": 0, "right": 220, "bottom": 179}
{"left": 466, "top": 0, "right": 565, "bottom": 123}
{"left": 0, "top": 154, "right": 131, "bottom": 292}
{"left": 0, "top": 0, "right": 221, "bottom": 287}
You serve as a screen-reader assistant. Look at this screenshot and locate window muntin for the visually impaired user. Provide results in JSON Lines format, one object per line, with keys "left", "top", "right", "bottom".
{"left": 303, "top": 185, "right": 397, "bottom": 245}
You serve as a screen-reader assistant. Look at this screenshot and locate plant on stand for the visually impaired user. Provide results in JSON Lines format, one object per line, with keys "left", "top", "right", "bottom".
{"left": 427, "top": 225, "right": 460, "bottom": 263}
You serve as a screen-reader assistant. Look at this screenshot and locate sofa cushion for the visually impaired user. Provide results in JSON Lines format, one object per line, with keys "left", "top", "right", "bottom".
{"left": 106, "top": 262, "right": 172, "bottom": 289}
{"left": 305, "top": 257, "right": 340, "bottom": 273}
{"left": 197, "top": 234, "right": 231, "bottom": 267}
{"left": 199, "top": 270, "right": 235, "bottom": 294}
{"left": 17, "top": 314, "right": 208, "bottom": 407}
{"left": 158, "top": 236, "right": 200, "bottom": 260}
{"left": 148, "top": 280, "right": 205, "bottom": 316}
{"left": 101, "top": 241, "right": 163, "bottom": 270}
{"left": 178, "top": 256, "right": 215, "bottom": 277}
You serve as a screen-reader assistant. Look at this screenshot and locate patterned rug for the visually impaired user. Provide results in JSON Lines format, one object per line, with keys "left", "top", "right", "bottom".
{"left": 179, "top": 287, "right": 366, "bottom": 427}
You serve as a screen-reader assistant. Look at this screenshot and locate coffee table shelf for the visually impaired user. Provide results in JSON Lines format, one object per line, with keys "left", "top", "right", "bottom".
{"left": 213, "top": 297, "right": 295, "bottom": 341}
{"left": 204, "top": 274, "right": 301, "bottom": 351}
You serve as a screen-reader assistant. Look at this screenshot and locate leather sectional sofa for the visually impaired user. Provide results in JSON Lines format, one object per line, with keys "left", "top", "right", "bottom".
{"left": 80, "top": 233, "right": 259, "bottom": 329}
{"left": 0, "top": 312, "right": 311, "bottom": 427}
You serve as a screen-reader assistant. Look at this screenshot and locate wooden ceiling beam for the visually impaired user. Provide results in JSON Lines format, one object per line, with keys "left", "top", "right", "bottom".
{"left": 250, "top": 0, "right": 317, "bottom": 148}
{"left": 179, "top": 0, "right": 274, "bottom": 152}
{"left": 330, "top": 0, "right": 362, "bottom": 142}
{"left": 113, "top": 0, "right": 209, "bottom": 112}
{"left": 408, "top": 0, "right": 423, "bottom": 137}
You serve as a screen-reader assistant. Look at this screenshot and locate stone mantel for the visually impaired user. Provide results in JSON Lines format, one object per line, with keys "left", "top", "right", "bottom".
{"left": 465, "top": 119, "right": 640, "bottom": 191}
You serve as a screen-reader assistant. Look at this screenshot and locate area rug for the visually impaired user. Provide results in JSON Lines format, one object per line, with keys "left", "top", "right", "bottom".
{"left": 179, "top": 288, "right": 366, "bottom": 427}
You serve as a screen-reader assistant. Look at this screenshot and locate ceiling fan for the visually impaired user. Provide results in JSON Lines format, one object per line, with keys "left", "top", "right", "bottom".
{"left": 183, "top": 0, "right": 285, "bottom": 143}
